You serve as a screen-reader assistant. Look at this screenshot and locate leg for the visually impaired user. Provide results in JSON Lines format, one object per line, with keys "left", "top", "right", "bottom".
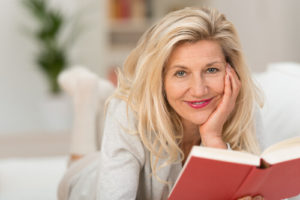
{"left": 58, "top": 66, "right": 114, "bottom": 165}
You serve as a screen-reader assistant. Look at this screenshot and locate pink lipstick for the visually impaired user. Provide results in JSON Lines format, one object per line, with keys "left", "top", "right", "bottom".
{"left": 186, "top": 98, "right": 212, "bottom": 109}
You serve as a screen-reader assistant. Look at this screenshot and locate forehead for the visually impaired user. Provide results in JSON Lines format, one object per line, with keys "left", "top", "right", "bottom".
{"left": 166, "top": 40, "right": 225, "bottom": 68}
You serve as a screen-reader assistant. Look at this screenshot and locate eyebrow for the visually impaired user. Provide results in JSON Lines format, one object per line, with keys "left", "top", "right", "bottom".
{"left": 170, "top": 61, "right": 225, "bottom": 70}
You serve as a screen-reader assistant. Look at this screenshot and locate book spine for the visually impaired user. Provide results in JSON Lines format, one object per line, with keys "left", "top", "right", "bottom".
{"left": 131, "top": 0, "right": 146, "bottom": 20}
{"left": 109, "top": 0, "right": 117, "bottom": 20}
{"left": 119, "top": 0, "right": 131, "bottom": 19}
{"left": 109, "top": 0, "right": 148, "bottom": 21}
{"left": 145, "top": 0, "right": 152, "bottom": 18}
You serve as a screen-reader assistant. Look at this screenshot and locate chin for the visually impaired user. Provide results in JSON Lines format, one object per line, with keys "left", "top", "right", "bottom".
{"left": 186, "top": 114, "right": 210, "bottom": 126}
{"left": 191, "top": 118, "right": 208, "bottom": 126}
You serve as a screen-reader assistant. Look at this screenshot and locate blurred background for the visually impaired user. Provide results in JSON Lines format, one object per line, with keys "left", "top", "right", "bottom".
{"left": 0, "top": 0, "right": 300, "bottom": 199}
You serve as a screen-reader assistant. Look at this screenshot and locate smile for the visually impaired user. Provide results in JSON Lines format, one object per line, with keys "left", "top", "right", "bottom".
{"left": 185, "top": 98, "right": 213, "bottom": 109}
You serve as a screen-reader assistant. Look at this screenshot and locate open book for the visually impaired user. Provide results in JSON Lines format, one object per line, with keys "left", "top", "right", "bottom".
{"left": 168, "top": 137, "right": 300, "bottom": 200}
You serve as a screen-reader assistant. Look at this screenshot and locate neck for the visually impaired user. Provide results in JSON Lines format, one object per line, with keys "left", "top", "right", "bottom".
{"left": 181, "top": 119, "right": 201, "bottom": 146}
{"left": 180, "top": 119, "right": 201, "bottom": 166}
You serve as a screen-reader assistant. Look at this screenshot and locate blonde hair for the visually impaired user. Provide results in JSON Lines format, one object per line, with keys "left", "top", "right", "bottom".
{"left": 109, "top": 7, "right": 263, "bottom": 180}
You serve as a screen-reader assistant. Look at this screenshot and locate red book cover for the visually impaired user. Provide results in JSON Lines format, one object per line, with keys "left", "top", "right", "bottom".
{"left": 232, "top": 158, "right": 300, "bottom": 199}
{"left": 168, "top": 137, "right": 300, "bottom": 200}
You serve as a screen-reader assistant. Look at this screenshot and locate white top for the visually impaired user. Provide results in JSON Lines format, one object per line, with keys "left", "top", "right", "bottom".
{"left": 97, "top": 98, "right": 182, "bottom": 200}
{"left": 58, "top": 98, "right": 264, "bottom": 200}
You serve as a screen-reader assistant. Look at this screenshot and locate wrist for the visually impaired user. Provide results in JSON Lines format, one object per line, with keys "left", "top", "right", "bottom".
{"left": 201, "top": 136, "right": 227, "bottom": 149}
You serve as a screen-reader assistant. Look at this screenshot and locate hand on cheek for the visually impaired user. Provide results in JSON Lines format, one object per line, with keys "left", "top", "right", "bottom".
{"left": 199, "top": 63, "right": 241, "bottom": 148}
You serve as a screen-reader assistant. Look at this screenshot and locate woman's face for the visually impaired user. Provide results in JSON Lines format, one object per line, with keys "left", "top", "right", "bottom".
{"left": 164, "top": 40, "right": 227, "bottom": 128}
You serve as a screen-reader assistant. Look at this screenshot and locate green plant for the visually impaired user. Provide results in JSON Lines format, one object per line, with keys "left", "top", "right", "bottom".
{"left": 23, "top": 0, "right": 68, "bottom": 94}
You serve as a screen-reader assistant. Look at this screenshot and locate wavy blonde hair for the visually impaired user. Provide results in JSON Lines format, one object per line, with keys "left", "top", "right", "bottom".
{"left": 109, "top": 7, "right": 263, "bottom": 180}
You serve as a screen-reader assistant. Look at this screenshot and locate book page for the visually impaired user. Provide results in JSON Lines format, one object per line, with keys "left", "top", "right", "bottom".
{"left": 190, "top": 146, "right": 260, "bottom": 166}
{"left": 261, "top": 137, "right": 300, "bottom": 164}
{"left": 262, "top": 144, "right": 300, "bottom": 164}
{"left": 262, "top": 136, "right": 300, "bottom": 155}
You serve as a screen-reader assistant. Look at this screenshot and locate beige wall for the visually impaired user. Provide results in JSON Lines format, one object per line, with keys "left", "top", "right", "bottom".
{"left": 1, "top": 0, "right": 299, "bottom": 134}
{"left": 207, "top": 0, "right": 300, "bottom": 72}
{"left": 0, "top": 0, "right": 107, "bottom": 134}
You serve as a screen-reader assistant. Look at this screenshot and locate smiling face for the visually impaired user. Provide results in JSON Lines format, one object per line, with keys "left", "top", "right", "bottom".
{"left": 164, "top": 40, "right": 226, "bottom": 129}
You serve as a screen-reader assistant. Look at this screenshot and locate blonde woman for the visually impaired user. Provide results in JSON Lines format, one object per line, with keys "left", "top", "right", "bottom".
{"left": 59, "top": 7, "right": 264, "bottom": 200}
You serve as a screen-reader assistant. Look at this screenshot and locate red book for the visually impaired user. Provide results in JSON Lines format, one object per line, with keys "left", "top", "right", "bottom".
{"left": 168, "top": 137, "right": 300, "bottom": 200}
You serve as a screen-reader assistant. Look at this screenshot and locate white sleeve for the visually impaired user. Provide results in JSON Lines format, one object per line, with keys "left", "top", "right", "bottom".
{"left": 96, "top": 99, "right": 145, "bottom": 200}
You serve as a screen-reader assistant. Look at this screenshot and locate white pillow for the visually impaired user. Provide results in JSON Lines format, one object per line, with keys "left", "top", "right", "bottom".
{"left": 254, "top": 62, "right": 300, "bottom": 148}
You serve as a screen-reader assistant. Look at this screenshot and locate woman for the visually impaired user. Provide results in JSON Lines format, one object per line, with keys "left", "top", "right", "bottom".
{"left": 59, "top": 7, "right": 264, "bottom": 200}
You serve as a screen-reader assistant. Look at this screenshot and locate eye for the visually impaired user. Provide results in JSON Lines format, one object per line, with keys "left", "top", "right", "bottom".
{"left": 175, "top": 70, "right": 186, "bottom": 77}
{"left": 206, "top": 68, "right": 219, "bottom": 73}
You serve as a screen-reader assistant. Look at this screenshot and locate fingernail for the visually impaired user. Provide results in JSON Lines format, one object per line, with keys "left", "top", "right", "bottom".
{"left": 253, "top": 196, "right": 263, "bottom": 200}
{"left": 226, "top": 65, "right": 231, "bottom": 72}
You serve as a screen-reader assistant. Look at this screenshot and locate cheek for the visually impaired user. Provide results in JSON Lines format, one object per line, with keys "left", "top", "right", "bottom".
{"left": 208, "top": 75, "right": 225, "bottom": 94}
{"left": 218, "top": 77, "right": 225, "bottom": 93}
{"left": 164, "top": 77, "right": 185, "bottom": 99}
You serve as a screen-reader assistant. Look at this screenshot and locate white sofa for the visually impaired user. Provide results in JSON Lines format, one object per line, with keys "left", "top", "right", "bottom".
{"left": 0, "top": 63, "right": 299, "bottom": 200}
{"left": 254, "top": 62, "right": 300, "bottom": 149}
{"left": 0, "top": 156, "right": 67, "bottom": 200}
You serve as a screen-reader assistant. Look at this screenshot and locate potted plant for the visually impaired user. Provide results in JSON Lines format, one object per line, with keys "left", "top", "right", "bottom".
{"left": 23, "top": 0, "right": 68, "bottom": 95}
{"left": 22, "top": 0, "right": 79, "bottom": 132}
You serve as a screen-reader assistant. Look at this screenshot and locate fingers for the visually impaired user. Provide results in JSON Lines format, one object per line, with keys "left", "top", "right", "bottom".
{"left": 221, "top": 65, "right": 234, "bottom": 106}
{"left": 237, "top": 195, "right": 264, "bottom": 200}
{"left": 237, "top": 196, "right": 251, "bottom": 200}
{"left": 226, "top": 64, "right": 241, "bottom": 102}
{"left": 217, "top": 63, "right": 241, "bottom": 117}
{"left": 224, "top": 67, "right": 232, "bottom": 97}
{"left": 224, "top": 64, "right": 241, "bottom": 110}
{"left": 253, "top": 196, "right": 264, "bottom": 200}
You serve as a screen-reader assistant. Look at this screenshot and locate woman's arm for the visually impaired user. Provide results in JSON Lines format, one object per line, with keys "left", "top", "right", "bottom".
{"left": 96, "top": 99, "right": 145, "bottom": 200}
{"left": 199, "top": 64, "right": 241, "bottom": 148}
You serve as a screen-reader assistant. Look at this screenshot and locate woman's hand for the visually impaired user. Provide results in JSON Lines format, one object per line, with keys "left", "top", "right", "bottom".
{"left": 199, "top": 64, "right": 241, "bottom": 148}
{"left": 238, "top": 195, "right": 264, "bottom": 200}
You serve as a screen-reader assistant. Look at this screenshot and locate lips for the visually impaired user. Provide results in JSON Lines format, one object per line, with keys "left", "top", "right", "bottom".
{"left": 185, "top": 98, "right": 213, "bottom": 109}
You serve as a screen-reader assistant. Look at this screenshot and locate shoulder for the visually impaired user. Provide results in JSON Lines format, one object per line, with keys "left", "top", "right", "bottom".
{"left": 104, "top": 97, "right": 139, "bottom": 135}
{"left": 102, "top": 97, "right": 144, "bottom": 165}
{"left": 105, "top": 97, "right": 137, "bottom": 128}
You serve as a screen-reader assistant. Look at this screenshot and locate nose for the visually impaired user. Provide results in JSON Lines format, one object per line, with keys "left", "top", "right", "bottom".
{"left": 189, "top": 75, "right": 208, "bottom": 97}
